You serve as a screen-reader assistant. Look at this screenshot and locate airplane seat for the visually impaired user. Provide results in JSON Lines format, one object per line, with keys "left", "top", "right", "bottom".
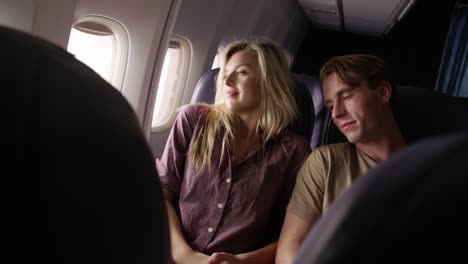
{"left": 292, "top": 73, "right": 326, "bottom": 149}
{"left": 320, "top": 85, "right": 468, "bottom": 145}
{"left": 191, "top": 68, "right": 315, "bottom": 142}
{"left": 3, "top": 26, "right": 171, "bottom": 263}
{"left": 190, "top": 68, "right": 219, "bottom": 104}
{"left": 294, "top": 131, "right": 468, "bottom": 263}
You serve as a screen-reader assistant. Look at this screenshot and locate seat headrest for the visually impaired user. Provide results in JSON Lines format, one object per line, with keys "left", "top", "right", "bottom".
{"left": 191, "top": 68, "right": 219, "bottom": 104}
{"left": 294, "top": 132, "right": 468, "bottom": 263}
{"left": 293, "top": 74, "right": 326, "bottom": 148}
{"left": 4, "top": 26, "right": 170, "bottom": 263}
{"left": 191, "top": 68, "right": 315, "bottom": 141}
{"left": 320, "top": 86, "right": 468, "bottom": 145}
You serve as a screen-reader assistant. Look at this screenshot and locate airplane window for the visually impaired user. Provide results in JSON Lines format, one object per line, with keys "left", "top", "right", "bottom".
{"left": 68, "top": 27, "right": 114, "bottom": 81}
{"left": 67, "top": 16, "right": 128, "bottom": 91}
{"left": 152, "top": 38, "right": 190, "bottom": 132}
{"left": 212, "top": 53, "right": 219, "bottom": 69}
{"left": 211, "top": 47, "right": 225, "bottom": 69}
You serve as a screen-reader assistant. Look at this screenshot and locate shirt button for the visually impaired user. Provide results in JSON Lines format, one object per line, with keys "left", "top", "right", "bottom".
{"left": 217, "top": 203, "right": 223, "bottom": 208}
{"left": 208, "top": 227, "right": 213, "bottom": 233}
{"left": 226, "top": 178, "right": 231, "bottom": 183}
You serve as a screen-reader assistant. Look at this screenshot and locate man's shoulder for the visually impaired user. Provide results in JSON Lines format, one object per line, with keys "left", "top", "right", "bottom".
{"left": 299, "top": 142, "right": 356, "bottom": 168}
{"left": 312, "top": 142, "right": 354, "bottom": 156}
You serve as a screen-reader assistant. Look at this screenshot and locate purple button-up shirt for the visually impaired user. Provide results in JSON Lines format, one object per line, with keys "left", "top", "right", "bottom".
{"left": 156, "top": 104, "right": 310, "bottom": 254}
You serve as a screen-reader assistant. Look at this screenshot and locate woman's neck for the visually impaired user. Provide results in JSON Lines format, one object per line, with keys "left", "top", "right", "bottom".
{"left": 233, "top": 112, "right": 260, "bottom": 162}
{"left": 235, "top": 111, "right": 259, "bottom": 138}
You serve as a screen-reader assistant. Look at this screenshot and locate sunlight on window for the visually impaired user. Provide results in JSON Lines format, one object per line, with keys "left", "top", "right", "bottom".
{"left": 152, "top": 47, "right": 180, "bottom": 128}
{"left": 67, "top": 28, "right": 114, "bottom": 82}
{"left": 212, "top": 53, "right": 219, "bottom": 69}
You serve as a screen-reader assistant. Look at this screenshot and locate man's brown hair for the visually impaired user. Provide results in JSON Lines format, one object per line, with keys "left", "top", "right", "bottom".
{"left": 320, "top": 54, "right": 396, "bottom": 91}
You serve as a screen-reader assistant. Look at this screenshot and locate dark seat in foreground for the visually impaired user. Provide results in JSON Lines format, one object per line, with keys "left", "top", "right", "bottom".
{"left": 3, "top": 26, "right": 170, "bottom": 263}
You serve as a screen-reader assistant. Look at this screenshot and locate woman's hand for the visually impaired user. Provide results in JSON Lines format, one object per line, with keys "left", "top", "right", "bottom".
{"left": 208, "top": 241, "right": 277, "bottom": 264}
{"left": 174, "top": 250, "right": 210, "bottom": 264}
{"left": 207, "top": 252, "right": 245, "bottom": 264}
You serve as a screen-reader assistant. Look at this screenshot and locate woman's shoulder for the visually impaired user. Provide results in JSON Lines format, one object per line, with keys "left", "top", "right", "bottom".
{"left": 179, "top": 103, "right": 210, "bottom": 115}
{"left": 177, "top": 103, "right": 211, "bottom": 121}
{"left": 275, "top": 130, "right": 311, "bottom": 155}
{"left": 282, "top": 130, "right": 310, "bottom": 146}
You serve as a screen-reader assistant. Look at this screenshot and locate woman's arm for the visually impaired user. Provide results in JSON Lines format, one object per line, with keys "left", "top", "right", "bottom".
{"left": 164, "top": 190, "right": 210, "bottom": 264}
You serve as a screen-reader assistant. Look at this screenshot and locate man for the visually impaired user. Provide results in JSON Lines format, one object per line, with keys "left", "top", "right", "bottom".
{"left": 276, "top": 54, "right": 407, "bottom": 263}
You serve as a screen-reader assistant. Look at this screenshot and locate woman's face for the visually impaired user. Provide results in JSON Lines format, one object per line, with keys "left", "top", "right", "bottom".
{"left": 222, "top": 50, "right": 261, "bottom": 116}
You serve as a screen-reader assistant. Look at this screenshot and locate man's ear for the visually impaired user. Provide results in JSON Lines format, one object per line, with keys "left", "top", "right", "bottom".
{"left": 378, "top": 81, "right": 392, "bottom": 103}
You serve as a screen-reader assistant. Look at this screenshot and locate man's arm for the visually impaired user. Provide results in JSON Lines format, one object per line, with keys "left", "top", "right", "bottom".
{"left": 163, "top": 190, "right": 209, "bottom": 264}
{"left": 276, "top": 212, "right": 315, "bottom": 264}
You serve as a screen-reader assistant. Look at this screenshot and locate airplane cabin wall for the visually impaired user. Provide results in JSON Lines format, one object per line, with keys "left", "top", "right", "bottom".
{"left": 218, "top": 0, "right": 309, "bottom": 58}
{"left": 0, "top": 0, "right": 36, "bottom": 33}
{"left": 148, "top": 0, "right": 309, "bottom": 158}
{"left": 72, "top": 0, "right": 180, "bottom": 127}
{"left": 33, "top": 0, "right": 77, "bottom": 48}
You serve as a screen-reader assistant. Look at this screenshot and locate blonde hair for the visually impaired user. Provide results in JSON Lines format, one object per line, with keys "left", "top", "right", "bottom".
{"left": 190, "top": 38, "right": 298, "bottom": 172}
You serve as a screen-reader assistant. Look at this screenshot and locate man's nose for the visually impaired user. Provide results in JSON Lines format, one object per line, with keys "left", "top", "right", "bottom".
{"left": 332, "top": 102, "right": 346, "bottom": 119}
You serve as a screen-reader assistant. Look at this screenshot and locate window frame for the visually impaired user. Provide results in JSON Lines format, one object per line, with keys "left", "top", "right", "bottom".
{"left": 151, "top": 37, "right": 191, "bottom": 132}
{"left": 68, "top": 15, "right": 128, "bottom": 91}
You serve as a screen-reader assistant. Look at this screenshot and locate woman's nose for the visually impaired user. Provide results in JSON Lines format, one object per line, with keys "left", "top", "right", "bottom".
{"left": 224, "top": 73, "right": 235, "bottom": 86}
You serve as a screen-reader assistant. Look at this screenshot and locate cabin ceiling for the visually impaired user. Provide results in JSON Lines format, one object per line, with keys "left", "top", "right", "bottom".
{"left": 297, "top": 0, "right": 416, "bottom": 36}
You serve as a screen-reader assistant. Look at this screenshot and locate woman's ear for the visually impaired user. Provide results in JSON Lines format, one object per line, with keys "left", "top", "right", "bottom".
{"left": 378, "top": 80, "right": 392, "bottom": 103}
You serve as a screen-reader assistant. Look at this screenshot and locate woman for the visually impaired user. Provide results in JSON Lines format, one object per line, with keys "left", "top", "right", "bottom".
{"left": 156, "top": 38, "right": 311, "bottom": 264}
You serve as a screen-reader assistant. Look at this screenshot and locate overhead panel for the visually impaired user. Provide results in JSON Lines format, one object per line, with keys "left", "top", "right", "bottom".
{"left": 298, "top": 0, "right": 416, "bottom": 36}
{"left": 343, "top": 0, "right": 412, "bottom": 36}
{"left": 298, "top": 0, "right": 341, "bottom": 32}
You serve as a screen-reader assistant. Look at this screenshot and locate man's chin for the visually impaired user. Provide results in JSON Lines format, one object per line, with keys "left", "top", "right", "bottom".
{"left": 344, "top": 133, "right": 359, "bottom": 143}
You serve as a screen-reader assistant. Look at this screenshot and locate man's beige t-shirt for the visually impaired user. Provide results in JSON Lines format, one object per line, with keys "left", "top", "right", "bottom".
{"left": 287, "top": 142, "right": 377, "bottom": 222}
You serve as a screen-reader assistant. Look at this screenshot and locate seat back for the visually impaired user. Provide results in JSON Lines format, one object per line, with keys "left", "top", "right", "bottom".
{"left": 294, "top": 132, "right": 468, "bottom": 263}
{"left": 191, "top": 68, "right": 219, "bottom": 104}
{"left": 293, "top": 74, "right": 326, "bottom": 148}
{"left": 4, "top": 26, "right": 170, "bottom": 263}
{"left": 320, "top": 85, "right": 468, "bottom": 145}
{"left": 191, "top": 68, "right": 315, "bottom": 141}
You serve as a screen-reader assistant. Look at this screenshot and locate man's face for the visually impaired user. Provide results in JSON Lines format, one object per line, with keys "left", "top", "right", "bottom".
{"left": 323, "top": 73, "right": 388, "bottom": 144}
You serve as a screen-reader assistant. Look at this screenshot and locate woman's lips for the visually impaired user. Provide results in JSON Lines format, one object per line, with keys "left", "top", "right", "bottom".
{"left": 226, "top": 90, "right": 239, "bottom": 96}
